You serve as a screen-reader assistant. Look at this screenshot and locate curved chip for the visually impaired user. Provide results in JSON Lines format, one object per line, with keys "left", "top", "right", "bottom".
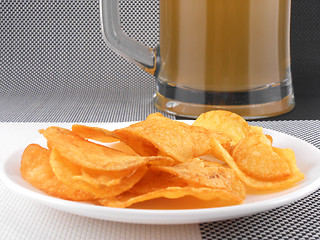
{"left": 100, "top": 187, "right": 243, "bottom": 208}
{"left": 232, "top": 129, "right": 291, "bottom": 181}
{"left": 113, "top": 113, "right": 226, "bottom": 162}
{"left": 72, "top": 124, "right": 119, "bottom": 143}
{"left": 210, "top": 138, "right": 304, "bottom": 190}
{"left": 99, "top": 165, "right": 245, "bottom": 208}
{"left": 49, "top": 148, "right": 148, "bottom": 198}
{"left": 20, "top": 144, "right": 94, "bottom": 201}
{"left": 273, "top": 147, "right": 304, "bottom": 183}
{"left": 193, "top": 110, "right": 250, "bottom": 145}
{"left": 40, "top": 126, "right": 172, "bottom": 171}
{"left": 152, "top": 158, "right": 245, "bottom": 199}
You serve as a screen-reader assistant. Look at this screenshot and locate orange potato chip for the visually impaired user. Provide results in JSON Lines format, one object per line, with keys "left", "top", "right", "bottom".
{"left": 99, "top": 166, "right": 244, "bottom": 208}
{"left": 207, "top": 131, "right": 234, "bottom": 153}
{"left": 249, "top": 126, "right": 274, "bottom": 144}
{"left": 20, "top": 144, "right": 94, "bottom": 201}
{"left": 75, "top": 167, "right": 139, "bottom": 188}
{"left": 152, "top": 158, "right": 245, "bottom": 200}
{"left": 265, "top": 134, "right": 273, "bottom": 144}
{"left": 113, "top": 113, "right": 227, "bottom": 162}
{"left": 232, "top": 129, "right": 291, "bottom": 181}
{"left": 72, "top": 124, "right": 119, "bottom": 143}
{"left": 49, "top": 148, "right": 148, "bottom": 198}
{"left": 20, "top": 111, "right": 305, "bottom": 209}
{"left": 193, "top": 110, "right": 250, "bottom": 145}
{"left": 40, "top": 126, "right": 172, "bottom": 171}
{"left": 273, "top": 147, "right": 304, "bottom": 182}
{"left": 210, "top": 137, "right": 304, "bottom": 190}
{"left": 101, "top": 187, "right": 242, "bottom": 208}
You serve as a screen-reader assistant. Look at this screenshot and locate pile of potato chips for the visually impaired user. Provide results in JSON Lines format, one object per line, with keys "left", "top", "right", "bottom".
{"left": 20, "top": 110, "right": 304, "bottom": 209}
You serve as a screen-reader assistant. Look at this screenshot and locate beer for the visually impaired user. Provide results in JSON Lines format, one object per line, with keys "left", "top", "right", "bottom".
{"left": 158, "top": 0, "right": 291, "bottom": 92}
{"left": 100, "top": 0, "right": 294, "bottom": 118}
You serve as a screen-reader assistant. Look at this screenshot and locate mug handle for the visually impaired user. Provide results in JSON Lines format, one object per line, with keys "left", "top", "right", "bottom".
{"left": 100, "top": 0, "right": 158, "bottom": 75}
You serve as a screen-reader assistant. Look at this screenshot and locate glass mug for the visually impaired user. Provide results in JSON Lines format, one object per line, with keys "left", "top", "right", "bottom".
{"left": 100, "top": 0, "right": 294, "bottom": 119}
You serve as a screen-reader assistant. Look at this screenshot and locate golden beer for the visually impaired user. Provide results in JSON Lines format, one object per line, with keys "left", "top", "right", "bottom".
{"left": 155, "top": 0, "right": 293, "bottom": 118}
{"left": 100, "top": 0, "right": 294, "bottom": 118}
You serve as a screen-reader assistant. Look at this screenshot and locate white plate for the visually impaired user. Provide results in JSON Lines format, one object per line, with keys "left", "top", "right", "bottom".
{"left": 1, "top": 122, "right": 320, "bottom": 224}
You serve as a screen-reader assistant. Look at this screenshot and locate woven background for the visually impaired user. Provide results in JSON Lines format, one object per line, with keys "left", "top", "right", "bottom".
{"left": 0, "top": 0, "right": 160, "bottom": 122}
{"left": 290, "top": 0, "right": 320, "bottom": 96}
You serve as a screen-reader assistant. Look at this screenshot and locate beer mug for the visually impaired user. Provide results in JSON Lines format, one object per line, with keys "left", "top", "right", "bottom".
{"left": 100, "top": 0, "right": 294, "bottom": 119}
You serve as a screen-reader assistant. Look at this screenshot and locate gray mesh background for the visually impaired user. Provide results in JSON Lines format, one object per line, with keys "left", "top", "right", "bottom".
{"left": 0, "top": 0, "right": 161, "bottom": 122}
{"left": 1, "top": 0, "right": 159, "bottom": 92}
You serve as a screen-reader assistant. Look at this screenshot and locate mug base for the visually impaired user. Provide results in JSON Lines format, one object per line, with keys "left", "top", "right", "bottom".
{"left": 154, "top": 92, "right": 295, "bottom": 120}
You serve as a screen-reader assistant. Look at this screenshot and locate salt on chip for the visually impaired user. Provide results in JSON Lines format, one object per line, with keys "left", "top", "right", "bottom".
{"left": 113, "top": 113, "right": 227, "bottom": 162}
{"left": 20, "top": 144, "right": 94, "bottom": 201}
{"left": 40, "top": 126, "right": 172, "bottom": 171}
{"left": 210, "top": 137, "right": 304, "bottom": 190}
{"left": 193, "top": 110, "right": 250, "bottom": 145}
{"left": 99, "top": 163, "right": 245, "bottom": 208}
{"left": 49, "top": 148, "right": 148, "bottom": 198}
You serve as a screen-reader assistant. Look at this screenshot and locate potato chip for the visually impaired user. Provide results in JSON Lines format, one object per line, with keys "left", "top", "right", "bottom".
{"left": 232, "top": 129, "right": 291, "bottom": 181}
{"left": 210, "top": 137, "right": 304, "bottom": 189}
{"left": 113, "top": 113, "right": 227, "bottom": 162}
{"left": 72, "top": 124, "right": 138, "bottom": 155}
{"left": 76, "top": 167, "right": 138, "bottom": 188}
{"left": 99, "top": 166, "right": 244, "bottom": 208}
{"left": 207, "top": 131, "right": 234, "bottom": 153}
{"left": 130, "top": 195, "right": 237, "bottom": 209}
{"left": 101, "top": 187, "right": 244, "bottom": 208}
{"left": 152, "top": 158, "right": 245, "bottom": 200}
{"left": 49, "top": 148, "right": 148, "bottom": 198}
{"left": 273, "top": 147, "right": 304, "bottom": 183}
{"left": 248, "top": 126, "right": 274, "bottom": 144}
{"left": 20, "top": 144, "right": 94, "bottom": 201}
{"left": 72, "top": 124, "right": 119, "bottom": 143}
{"left": 20, "top": 110, "right": 305, "bottom": 208}
{"left": 40, "top": 126, "right": 172, "bottom": 171}
{"left": 193, "top": 110, "right": 250, "bottom": 145}
{"left": 265, "top": 134, "right": 273, "bottom": 144}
